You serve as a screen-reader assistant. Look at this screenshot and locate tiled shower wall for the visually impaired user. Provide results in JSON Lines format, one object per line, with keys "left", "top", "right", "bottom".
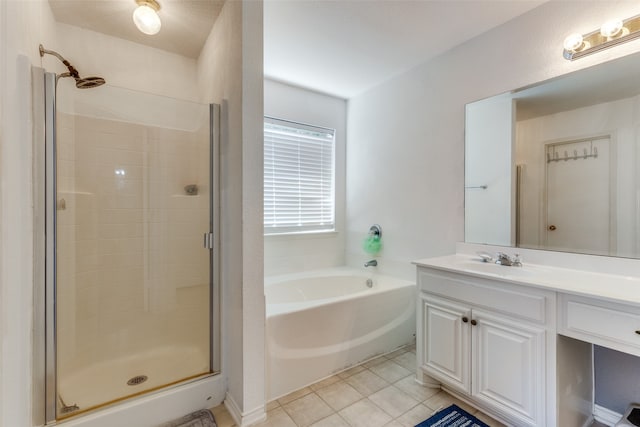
{"left": 56, "top": 111, "right": 210, "bottom": 379}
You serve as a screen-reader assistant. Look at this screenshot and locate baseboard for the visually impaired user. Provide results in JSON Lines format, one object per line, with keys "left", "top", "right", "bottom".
{"left": 594, "top": 404, "right": 622, "bottom": 426}
{"left": 241, "top": 404, "right": 267, "bottom": 426}
{"left": 224, "top": 392, "right": 266, "bottom": 427}
{"left": 224, "top": 393, "right": 242, "bottom": 425}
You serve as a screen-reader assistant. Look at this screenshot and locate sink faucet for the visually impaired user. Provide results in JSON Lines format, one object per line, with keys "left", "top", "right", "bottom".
{"left": 495, "top": 252, "right": 522, "bottom": 267}
{"left": 364, "top": 259, "right": 378, "bottom": 267}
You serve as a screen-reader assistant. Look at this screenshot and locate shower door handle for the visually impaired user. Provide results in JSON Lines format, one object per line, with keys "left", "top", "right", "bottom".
{"left": 203, "top": 232, "right": 214, "bottom": 250}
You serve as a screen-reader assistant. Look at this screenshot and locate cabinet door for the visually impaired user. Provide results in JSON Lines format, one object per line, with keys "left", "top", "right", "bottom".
{"left": 472, "top": 309, "right": 544, "bottom": 427}
{"left": 420, "top": 293, "right": 470, "bottom": 393}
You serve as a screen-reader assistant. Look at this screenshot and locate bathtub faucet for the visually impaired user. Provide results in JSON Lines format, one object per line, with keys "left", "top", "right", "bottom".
{"left": 364, "top": 259, "right": 378, "bottom": 267}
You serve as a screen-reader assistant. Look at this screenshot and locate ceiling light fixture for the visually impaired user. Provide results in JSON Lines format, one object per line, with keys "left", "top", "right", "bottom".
{"left": 563, "top": 14, "right": 640, "bottom": 60}
{"left": 133, "top": 0, "right": 161, "bottom": 35}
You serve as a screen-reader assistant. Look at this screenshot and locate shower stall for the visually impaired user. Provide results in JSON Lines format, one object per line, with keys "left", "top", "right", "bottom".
{"left": 36, "top": 50, "right": 220, "bottom": 423}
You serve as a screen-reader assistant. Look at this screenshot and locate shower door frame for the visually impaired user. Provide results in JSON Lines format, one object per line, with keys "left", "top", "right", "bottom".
{"left": 42, "top": 71, "right": 221, "bottom": 423}
{"left": 44, "top": 69, "right": 57, "bottom": 425}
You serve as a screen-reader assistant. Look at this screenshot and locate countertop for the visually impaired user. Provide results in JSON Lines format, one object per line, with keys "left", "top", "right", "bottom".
{"left": 414, "top": 254, "right": 640, "bottom": 306}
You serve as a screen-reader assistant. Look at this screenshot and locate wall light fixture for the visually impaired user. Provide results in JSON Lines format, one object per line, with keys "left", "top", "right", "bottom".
{"left": 563, "top": 14, "right": 640, "bottom": 60}
{"left": 133, "top": 0, "right": 161, "bottom": 35}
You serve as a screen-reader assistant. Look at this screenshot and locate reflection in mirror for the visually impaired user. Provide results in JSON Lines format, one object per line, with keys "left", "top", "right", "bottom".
{"left": 465, "top": 52, "right": 640, "bottom": 259}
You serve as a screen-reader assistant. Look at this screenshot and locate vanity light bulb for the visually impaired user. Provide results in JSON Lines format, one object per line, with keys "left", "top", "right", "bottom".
{"left": 133, "top": 3, "right": 161, "bottom": 35}
{"left": 563, "top": 33, "right": 584, "bottom": 52}
{"left": 600, "top": 19, "right": 624, "bottom": 38}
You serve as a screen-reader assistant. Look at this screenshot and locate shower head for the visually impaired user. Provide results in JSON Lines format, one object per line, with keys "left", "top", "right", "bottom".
{"left": 39, "top": 44, "right": 106, "bottom": 89}
{"left": 74, "top": 75, "right": 106, "bottom": 89}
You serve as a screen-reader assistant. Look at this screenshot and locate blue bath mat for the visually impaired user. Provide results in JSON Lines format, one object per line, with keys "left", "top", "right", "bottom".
{"left": 415, "top": 404, "right": 489, "bottom": 427}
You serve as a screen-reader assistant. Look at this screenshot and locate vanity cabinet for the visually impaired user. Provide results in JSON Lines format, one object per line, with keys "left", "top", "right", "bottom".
{"left": 559, "top": 293, "right": 640, "bottom": 357}
{"left": 421, "top": 295, "right": 470, "bottom": 393}
{"left": 417, "top": 267, "right": 554, "bottom": 427}
{"left": 470, "top": 307, "right": 545, "bottom": 427}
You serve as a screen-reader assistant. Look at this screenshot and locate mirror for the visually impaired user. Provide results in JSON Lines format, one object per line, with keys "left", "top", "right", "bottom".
{"left": 465, "top": 52, "right": 640, "bottom": 259}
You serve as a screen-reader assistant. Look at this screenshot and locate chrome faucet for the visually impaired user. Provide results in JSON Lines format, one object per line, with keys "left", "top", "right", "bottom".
{"left": 364, "top": 259, "right": 378, "bottom": 267}
{"left": 495, "top": 252, "right": 522, "bottom": 267}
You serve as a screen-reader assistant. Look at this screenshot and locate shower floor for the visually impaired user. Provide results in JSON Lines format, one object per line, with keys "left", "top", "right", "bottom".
{"left": 57, "top": 345, "right": 209, "bottom": 417}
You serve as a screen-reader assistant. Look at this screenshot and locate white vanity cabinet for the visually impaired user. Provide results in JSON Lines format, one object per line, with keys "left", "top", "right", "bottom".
{"left": 417, "top": 266, "right": 555, "bottom": 427}
{"left": 420, "top": 294, "right": 470, "bottom": 393}
{"left": 559, "top": 293, "right": 640, "bottom": 357}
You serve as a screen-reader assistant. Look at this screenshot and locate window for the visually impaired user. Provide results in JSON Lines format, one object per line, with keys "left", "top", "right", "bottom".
{"left": 264, "top": 117, "right": 335, "bottom": 234}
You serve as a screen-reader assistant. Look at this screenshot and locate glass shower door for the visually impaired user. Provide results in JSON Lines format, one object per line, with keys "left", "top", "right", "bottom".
{"left": 50, "top": 75, "right": 216, "bottom": 419}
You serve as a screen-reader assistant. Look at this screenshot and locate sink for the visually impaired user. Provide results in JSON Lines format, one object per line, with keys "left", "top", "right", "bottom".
{"left": 451, "top": 259, "right": 536, "bottom": 278}
{"left": 416, "top": 254, "right": 640, "bottom": 305}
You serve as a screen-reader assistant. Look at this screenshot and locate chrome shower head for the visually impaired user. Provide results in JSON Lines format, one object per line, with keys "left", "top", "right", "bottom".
{"left": 39, "top": 44, "right": 106, "bottom": 89}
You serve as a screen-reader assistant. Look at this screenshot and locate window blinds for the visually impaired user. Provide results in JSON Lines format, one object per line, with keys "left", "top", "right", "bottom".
{"left": 264, "top": 117, "right": 335, "bottom": 234}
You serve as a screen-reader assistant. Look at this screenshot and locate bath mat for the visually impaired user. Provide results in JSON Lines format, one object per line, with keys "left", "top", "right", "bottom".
{"left": 415, "top": 404, "right": 489, "bottom": 427}
{"left": 160, "top": 409, "right": 217, "bottom": 427}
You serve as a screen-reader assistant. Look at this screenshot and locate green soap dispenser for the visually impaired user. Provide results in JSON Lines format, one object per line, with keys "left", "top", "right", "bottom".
{"left": 362, "top": 224, "right": 382, "bottom": 255}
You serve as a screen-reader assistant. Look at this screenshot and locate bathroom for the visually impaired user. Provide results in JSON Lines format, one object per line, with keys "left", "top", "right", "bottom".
{"left": 2, "top": 1, "right": 640, "bottom": 427}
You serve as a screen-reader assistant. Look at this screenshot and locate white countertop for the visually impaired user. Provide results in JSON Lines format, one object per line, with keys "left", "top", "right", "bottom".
{"left": 414, "top": 253, "right": 640, "bottom": 306}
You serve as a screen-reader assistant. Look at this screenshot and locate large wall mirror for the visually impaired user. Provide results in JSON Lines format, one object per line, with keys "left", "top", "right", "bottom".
{"left": 465, "top": 51, "right": 640, "bottom": 259}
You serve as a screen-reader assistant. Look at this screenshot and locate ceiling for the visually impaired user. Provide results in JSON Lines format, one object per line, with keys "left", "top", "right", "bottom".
{"left": 48, "top": 0, "right": 224, "bottom": 58}
{"left": 264, "top": 0, "right": 548, "bottom": 99}
{"left": 49, "top": 0, "right": 548, "bottom": 98}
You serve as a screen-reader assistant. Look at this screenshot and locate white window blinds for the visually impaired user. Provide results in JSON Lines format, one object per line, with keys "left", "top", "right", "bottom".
{"left": 264, "top": 117, "right": 335, "bottom": 234}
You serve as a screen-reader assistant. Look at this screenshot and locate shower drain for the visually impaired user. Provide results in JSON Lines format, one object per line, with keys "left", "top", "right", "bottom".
{"left": 127, "top": 375, "right": 148, "bottom": 386}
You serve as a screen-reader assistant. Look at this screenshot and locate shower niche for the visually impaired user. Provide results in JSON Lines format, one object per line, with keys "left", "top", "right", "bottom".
{"left": 40, "top": 68, "right": 220, "bottom": 421}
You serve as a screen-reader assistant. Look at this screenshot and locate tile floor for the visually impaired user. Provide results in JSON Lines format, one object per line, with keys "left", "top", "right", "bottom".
{"left": 211, "top": 344, "right": 507, "bottom": 427}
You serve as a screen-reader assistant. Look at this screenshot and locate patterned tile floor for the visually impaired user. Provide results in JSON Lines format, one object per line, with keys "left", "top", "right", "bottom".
{"left": 211, "top": 344, "right": 508, "bottom": 427}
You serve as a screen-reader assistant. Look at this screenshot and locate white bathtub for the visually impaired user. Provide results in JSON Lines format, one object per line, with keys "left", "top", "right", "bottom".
{"left": 265, "top": 267, "right": 416, "bottom": 400}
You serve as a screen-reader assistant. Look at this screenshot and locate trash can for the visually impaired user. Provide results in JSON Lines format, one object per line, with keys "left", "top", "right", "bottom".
{"left": 615, "top": 405, "right": 640, "bottom": 427}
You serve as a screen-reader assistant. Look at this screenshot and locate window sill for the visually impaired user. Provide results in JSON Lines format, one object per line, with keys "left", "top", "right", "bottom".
{"left": 264, "top": 230, "right": 338, "bottom": 240}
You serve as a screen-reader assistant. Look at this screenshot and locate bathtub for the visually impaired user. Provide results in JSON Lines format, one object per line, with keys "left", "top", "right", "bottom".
{"left": 265, "top": 267, "right": 416, "bottom": 400}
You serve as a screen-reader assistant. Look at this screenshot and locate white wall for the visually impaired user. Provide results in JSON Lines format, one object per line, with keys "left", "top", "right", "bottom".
{"left": 240, "top": 3, "right": 265, "bottom": 419}
{"left": 346, "top": 0, "right": 640, "bottom": 281}
{"left": 0, "top": 2, "right": 58, "bottom": 425}
{"left": 263, "top": 79, "right": 347, "bottom": 276}
{"left": 198, "top": 1, "right": 266, "bottom": 424}
{"left": 51, "top": 23, "right": 199, "bottom": 101}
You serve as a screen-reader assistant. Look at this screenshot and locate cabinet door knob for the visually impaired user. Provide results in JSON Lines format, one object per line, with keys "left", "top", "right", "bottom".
{"left": 470, "top": 319, "right": 478, "bottom": 326}
{"left": 462, "top": 316, "right": 469, "bottom": 323}
{"left": 548, "top": 225, "right": 557, "bottom": 231}
{"left": 635, "top": 330, "right": 640, "bottom": 335}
